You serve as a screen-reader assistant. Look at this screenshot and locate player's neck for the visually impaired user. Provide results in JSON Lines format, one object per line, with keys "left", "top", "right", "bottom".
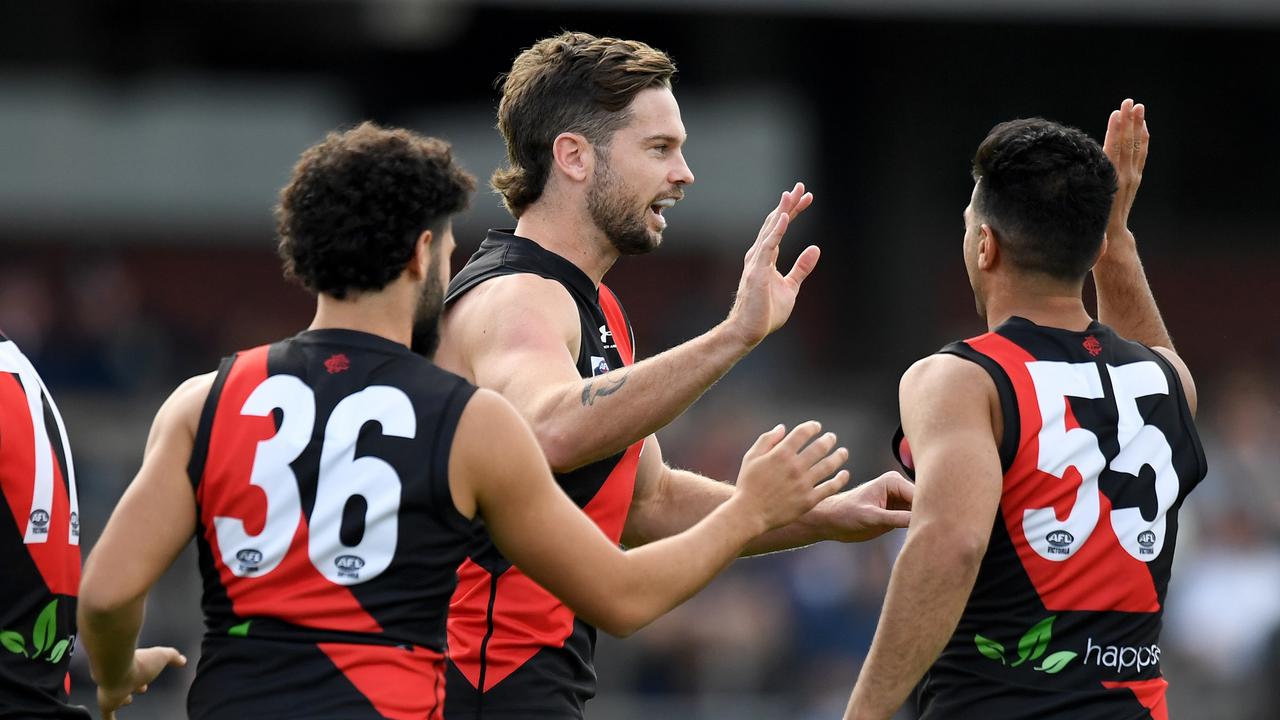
{"left": 309, "top": 290, "right": 413, "bottom": 347}
{"left": 983, "top": 280, "right": 1093, "bottom": 332}
{"left": 514, "top": 202, "right": 619, "bottom": 287}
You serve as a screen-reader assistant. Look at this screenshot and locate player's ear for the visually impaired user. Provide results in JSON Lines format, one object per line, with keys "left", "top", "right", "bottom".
{"left": 551, "top": 132, "right": 592, "bottom": 183}
{"left": 1093, "top": 233, "right": 1110, "bottom": 269}
{"left": 408, "top": 228, "right": 433, "bottom": 281}
{"left": 977, "top": 224, "right": 999, "bottom": 271}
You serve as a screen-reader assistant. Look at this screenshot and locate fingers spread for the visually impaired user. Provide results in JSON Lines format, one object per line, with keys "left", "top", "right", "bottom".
{"left": 777, "top": 420, "right": 823, "bottom": 454}
{"left": 807, "top": 446, "right": 850, "bottom": 484}
{"left": 811, "top": 470, "right": 850, "bottom": 503}
{"left": 798, "top": 432, "right": 838, "bottom": 467}
{"left": 747, "top": 424, "right": 787, "bottom": 458}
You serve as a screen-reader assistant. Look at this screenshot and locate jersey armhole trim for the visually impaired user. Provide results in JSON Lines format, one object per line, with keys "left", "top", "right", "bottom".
{"left": 430, "top": 379, "right": 480, "bottom": 536}
{"left": 938, "top": 341, "right": 1020, "bottom": 474}
{"left": 1146, "top": 348, "right": 1209, "bottom": 481}
{"left": 187, "top": 355, "right": 236, "bottom": 490}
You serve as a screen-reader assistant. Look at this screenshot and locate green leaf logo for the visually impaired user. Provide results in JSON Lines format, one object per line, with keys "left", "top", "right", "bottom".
{"left": 46, "top": 639, "right": 70, "bottom": 664}
{"left": 0, "top": 631, "right": 26, "bottom": 657}
{"left": 974, "top": 634, "right": 1007, "bottom": 664}
{"left": 1034, "top": 650, "right": 1078, "bottom": 674}
{"left": 1012, "top": 615, "right": 1055, "bottom": 667}
{"left": 228, "top": 620, "right": 252, "bottom": 638}
{"left": 32, "top": 600, "right": 57, "bottom": 656}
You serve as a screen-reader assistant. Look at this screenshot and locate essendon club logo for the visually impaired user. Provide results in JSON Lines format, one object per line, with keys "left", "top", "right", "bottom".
{"left": 1083, "top": 335, "right": 1103, "bottom": 357}
{"left": 324, "top": 353, "right": 351, "bottom": 374}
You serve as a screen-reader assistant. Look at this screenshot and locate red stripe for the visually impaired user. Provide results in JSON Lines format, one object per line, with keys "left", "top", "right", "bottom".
{"left": 1101, "top": 677, "right": 1168, "bottom": 720}
{"left": 197, "top": 346, "right": 381, "bottom": 632}
{"left": 317, "top": 642, "right": 445, "bottom": 720}
{"left": 967, "top": 333, "right": 1159, "bottom": 612}
{"left": 598, "top": 284, "right": 633, "bottom": 365}
{"left": 449, "top": 440, "right": 644, "bottom": 691}
{"left": 0, "top": 373, "right": 79, "bottom": 596}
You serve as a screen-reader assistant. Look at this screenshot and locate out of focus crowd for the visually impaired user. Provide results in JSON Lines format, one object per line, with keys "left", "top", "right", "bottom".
{"left": 3, "top": 247, "right": 1275, "bottom": 720}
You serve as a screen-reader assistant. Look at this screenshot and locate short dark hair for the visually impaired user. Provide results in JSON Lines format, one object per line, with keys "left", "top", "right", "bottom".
{"left": 493, "top": 32, "right": 677, "bottom": 217}
{"left": 972, "top": 118, "right": 1117, "bottom": 281}
{"left": 276, "top": 122, "right": 476, "bottom": 299}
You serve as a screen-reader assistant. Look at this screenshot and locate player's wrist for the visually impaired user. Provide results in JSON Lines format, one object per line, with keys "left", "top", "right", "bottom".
{"left": 719, "top": 493, "right": 771, "bottom": 540}
{"left": 714, "top": 316, "right": 762, "bottom": 355}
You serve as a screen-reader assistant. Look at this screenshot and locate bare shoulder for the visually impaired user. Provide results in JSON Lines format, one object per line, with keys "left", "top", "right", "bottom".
{"left": 158, "top": 371, "right": 217, "bottom": 436}
{"left": 1151, "top": 346, "right": 1198, "bottom": 417}
{"left": 453, "top": 388, "right": 542, "bottom": 470}
{"left": 900, "top": 353, "right": 995, "bottom": 407}
{"left": 451, "top": 273, "right": 579, "bottom": 329}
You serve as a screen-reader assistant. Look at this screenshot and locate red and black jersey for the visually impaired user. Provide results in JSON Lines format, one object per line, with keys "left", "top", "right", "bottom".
{"left": 895, "top": 316, "right": 1206, "bottom": 720}
{"left": 185, "top": 329, "right": 476, "bottom": 720}
{"left": 443, "top": 231, "right": 641, "bottom": 719}
{"left": 0, "top": 334, "right": 87, "bottom": 719}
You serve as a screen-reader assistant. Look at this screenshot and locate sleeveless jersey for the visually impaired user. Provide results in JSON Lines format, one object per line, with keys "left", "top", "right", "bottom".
{"left": 185, "top": 329, "right": 476, "bottom": 720}
{"left": 443, "top": 231, "right": 641, "bottom": 719}
{"left": 0, "top": 334, "right": 87, "bottom": 719}
{"left": 894, "top": 316, "right": 1206, "bottom": 720}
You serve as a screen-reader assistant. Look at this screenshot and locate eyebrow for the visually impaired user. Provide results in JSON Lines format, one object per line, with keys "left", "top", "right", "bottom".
{"left": 643, "top": 133, "right": 686, "bottom": 145}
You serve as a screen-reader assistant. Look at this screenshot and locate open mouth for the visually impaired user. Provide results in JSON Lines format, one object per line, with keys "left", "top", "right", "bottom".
{"left": 649, "top": 198, "right": 677, "bottom": 230}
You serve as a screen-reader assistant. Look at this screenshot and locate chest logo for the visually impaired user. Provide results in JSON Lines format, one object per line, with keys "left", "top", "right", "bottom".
{"left": 598, "top": 324, "right": 618, "bottom": 350}
{"left": 589, "top": 355, "right": 610, "bottom": 376}
{"left": 1083, "top": 335, "right": 1102, "bottom": 357}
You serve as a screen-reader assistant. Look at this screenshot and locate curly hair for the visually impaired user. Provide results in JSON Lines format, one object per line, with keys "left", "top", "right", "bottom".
{"left": 492, "top": 32, "right": 676, "bottom": 217}
{"left": 972, "top": 118, "right": 1118, "bottom": 281}
{"left": 276, "top": 122, "right": 476, "bottom": 299}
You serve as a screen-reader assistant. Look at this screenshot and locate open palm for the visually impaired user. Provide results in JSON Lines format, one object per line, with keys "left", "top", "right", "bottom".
{"left": 728, "top": 182, "right": 820, "bottom": 347}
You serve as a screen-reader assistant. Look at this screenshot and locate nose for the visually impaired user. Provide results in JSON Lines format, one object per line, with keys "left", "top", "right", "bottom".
{"left": 671, "top": 151, "right": 695, "bottom": 186}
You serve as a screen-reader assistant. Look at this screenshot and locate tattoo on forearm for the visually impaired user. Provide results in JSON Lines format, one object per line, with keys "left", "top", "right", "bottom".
{"left": 581, "top": 372, "right": 629, "bottom": 406}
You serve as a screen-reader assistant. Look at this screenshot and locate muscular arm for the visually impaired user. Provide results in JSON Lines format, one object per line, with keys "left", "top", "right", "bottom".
{"left": 623, "top": 435, "right": 912, "bottom": 554}
{"left": 436, "top": 186, "right": 819, "bottom": 472}
{"left": 845, "top": 356, "right": 1004, "bottom": 720}
{"left": 448, "top": 390, "right": 847, "bottom": 637}
{"left": 79, "top": 374, "right": 208, "bottom": 715}
{"left": 440, "top": 275, "right": 756, "bottom": 472}
{"left": 1093, "top": 99, "right": 1172, "bottom": 350}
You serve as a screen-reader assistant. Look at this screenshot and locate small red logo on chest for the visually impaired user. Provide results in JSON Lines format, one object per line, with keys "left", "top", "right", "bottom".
{"left": 1083, "top": 335, "right": 1102, "bottom": 357}
{"left": 324, "top": 353, "right": 351, "bottom": 374}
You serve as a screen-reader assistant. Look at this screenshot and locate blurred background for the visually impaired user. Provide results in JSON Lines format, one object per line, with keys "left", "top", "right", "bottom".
{"left": 4, "top": 0, "right": 1279, "bottom": 718}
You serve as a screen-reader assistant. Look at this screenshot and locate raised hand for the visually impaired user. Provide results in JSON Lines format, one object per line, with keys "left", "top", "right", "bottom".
{"left": 726, "top": 183, "right": 819, "bottom": 348}
{"left": 732, "top": 421, "right": 850, "bottom": 531}
{"left": 811, "top": 470, "right": 914, "bottom": 543}
{"left": 97, "top": 646, "right": 187, "bottom": 720}
{"left": 1103, "top": 98, "right": 1149, "bottom": 240}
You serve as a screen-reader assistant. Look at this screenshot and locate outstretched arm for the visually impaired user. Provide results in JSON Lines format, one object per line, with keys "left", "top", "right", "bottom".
{"left": 1093, "top": 99, "right": 1173, "bottom": 350}
{"left": 623, "top": 434, "right": 912, "bottom": 553}
{"left": 438, "top": 184, "right": 820, "bottom": 472}
{"left": 448, "top": 389, "right": 848, "bottom": 637}
{"left": 78, "top": 374, "right": 211, "bottom": 718}
{"left": 844, "top": 356, "right": 1004, "bottom": 720}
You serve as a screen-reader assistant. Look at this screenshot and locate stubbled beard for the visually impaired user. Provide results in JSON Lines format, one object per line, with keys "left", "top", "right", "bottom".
{"left": 587, "top": 153, "right": 659, "bottom": 257}
{"left": 410, "top": 260, "right": 445, "bottom": 359}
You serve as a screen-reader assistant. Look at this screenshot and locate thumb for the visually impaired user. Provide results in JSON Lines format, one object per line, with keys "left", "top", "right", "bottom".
{"left": 869, "top": 507, "right": 913, "bottom": 529}
{"left": 785, "top": 245, "right": 821, "bottom": 289}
